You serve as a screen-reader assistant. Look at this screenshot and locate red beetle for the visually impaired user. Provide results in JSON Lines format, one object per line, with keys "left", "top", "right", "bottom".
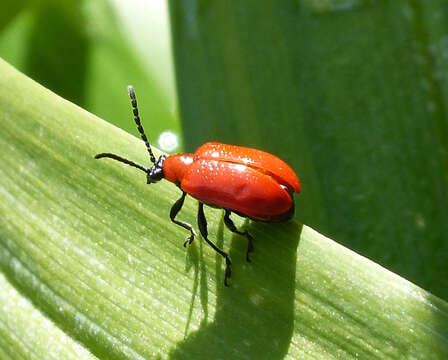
{"left": 96, "top": 86, "right": 301, "bottom": 286}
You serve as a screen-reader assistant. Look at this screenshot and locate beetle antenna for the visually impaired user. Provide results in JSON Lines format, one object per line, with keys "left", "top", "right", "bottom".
{"left": 128, "top": 85, "right": 157, "bottom": 164}
{"left": 95, "top": 153, "right": 148, "bottom": 173}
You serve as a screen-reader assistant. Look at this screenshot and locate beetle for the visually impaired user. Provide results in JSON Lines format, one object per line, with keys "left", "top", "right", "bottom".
{"left": 95, "top": 86, "right": 301, "bottom": 286}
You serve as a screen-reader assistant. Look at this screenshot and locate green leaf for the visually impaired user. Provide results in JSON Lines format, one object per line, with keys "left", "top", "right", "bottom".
{"left": 1, "top": 58, "right": 447, "bottom": 359}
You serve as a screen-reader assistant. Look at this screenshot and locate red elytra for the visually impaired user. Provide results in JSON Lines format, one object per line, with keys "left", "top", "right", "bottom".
{"left": 164, "top": 142, "right": 300, "bottom": 221}
{"left": 95, "top": 86, "right": 301, "bottom": 286}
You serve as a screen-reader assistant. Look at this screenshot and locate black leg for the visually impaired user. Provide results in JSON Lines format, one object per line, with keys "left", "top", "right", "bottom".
{"left": 170, "top": 192, "right": 197, "bottom": 246}
{"left": 224, "top": 210, "right": 254, "bottom": 262}
{"left": 197, "top": 203, "right": 232, "bottom": 286}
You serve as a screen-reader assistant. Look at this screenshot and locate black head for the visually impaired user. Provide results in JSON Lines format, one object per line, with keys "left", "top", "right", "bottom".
{"left": 95, "top": 86, "right": 164, "bottom": 183}
{"left": 147, "top": 155, "right": 166, "bottom": 184}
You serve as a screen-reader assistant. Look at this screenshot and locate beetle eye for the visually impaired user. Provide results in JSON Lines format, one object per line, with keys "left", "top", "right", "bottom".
{"left": 147, "top": 165, "right": 164, "bottom": 184}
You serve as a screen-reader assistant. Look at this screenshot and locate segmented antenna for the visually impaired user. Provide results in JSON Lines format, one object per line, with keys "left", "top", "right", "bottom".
{"left": 95, "top": 153, "right": 148, "bottom": 173}
{"left": 128, "top": 85, "right": 156, "bottom": 164}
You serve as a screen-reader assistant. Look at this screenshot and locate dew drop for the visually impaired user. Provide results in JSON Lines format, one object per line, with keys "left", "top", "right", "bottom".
{"left": 158, "top": 131, "right": 178, "bottom": 152}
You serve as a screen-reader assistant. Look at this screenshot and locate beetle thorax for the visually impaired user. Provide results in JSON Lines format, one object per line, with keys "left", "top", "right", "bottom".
{"left": 163, "top": 154, "right": 194, "bottom": 184}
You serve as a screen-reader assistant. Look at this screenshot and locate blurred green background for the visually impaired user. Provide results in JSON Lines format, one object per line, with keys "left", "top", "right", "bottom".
{"left": 1, "top": 0, "right": 447, "bottom": 301}
{"left": 0, "top": 0, "right": 181, "bottom": 150}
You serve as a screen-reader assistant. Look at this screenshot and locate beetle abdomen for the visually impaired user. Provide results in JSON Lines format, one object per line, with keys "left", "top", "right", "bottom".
{"left": 180, "top": 160, "right": 293, "bottom": 220}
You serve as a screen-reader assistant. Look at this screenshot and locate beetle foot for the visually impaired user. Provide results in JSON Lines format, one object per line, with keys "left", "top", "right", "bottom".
{"left": 183, "top": 229, "right": 197, "bottom": 247}
{"left": 224, "top": 258, "right": 232, "bottom": 286}
{"left": 245, "top": 232, "right": 254, "bottom": 262}
{"left": 183, "top": 235, "right": 194, "bottom": 247}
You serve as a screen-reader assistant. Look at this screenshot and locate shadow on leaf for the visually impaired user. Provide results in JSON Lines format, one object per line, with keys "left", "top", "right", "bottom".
{"left": 171, "top": 218, "right": 303, "bottom": 359}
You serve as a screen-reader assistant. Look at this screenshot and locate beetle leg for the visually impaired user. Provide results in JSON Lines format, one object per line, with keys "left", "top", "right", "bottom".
{"left": 198, "top": 203, "right": 232, "bottom": 286}
{"left": 223, "top": 210, "right": 254, "bottom": 262}
{"left": 170, "top": 191, "right": 197, "bottom": 247}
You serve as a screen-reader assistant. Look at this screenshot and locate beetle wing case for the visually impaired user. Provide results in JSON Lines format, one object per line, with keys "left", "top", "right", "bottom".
{"left": 180, "top": 159, "right": 293, "bottom": 221}
{"left": 194, "top": 142, "right": 301, "bottom": 194}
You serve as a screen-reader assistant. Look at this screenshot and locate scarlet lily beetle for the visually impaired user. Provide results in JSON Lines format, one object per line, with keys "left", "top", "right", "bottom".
{"left": 95, "top": 86, "right": 301, "bottom": 286}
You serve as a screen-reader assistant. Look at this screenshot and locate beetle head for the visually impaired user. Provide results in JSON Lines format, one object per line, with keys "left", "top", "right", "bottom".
{"left": 147, "top": 155, "right": 166, "bottom": 184}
